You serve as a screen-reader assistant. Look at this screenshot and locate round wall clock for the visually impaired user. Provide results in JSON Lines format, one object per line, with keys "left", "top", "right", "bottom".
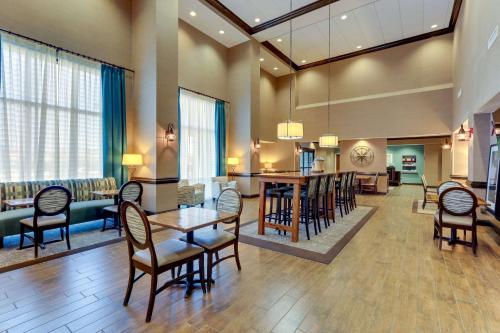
{"left": 350, "top": 146, "right": 374, "bottom": 166}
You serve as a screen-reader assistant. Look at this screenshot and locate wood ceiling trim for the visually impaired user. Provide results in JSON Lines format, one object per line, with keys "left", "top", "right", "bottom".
{"left": 208, "top": 0, "right": 463, "bottom": 71}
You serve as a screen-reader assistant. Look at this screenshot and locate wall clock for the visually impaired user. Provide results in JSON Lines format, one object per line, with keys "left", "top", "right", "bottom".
{"left": 350, "top": 146, "right": 374, "bottom": 166}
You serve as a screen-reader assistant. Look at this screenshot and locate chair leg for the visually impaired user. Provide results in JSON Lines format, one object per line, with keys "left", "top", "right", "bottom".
{"left": 19, "top": 224, "right": 25, "bottom": 250}
{"left": 433, "top": 222, "right": 438, "bottom": 239}
{"left": 123, "top": 265, "right": 135, "bottom": 306}
{"left": 315, "top": 199, "right": 322, "bottom": 233}
{"left": 60, "top": 227, "right": 64, "bottom": 240}
{"left": 118, "top": 215, "right": 122, "bottom": 237}
{"left": 215, "top": 251, "right": 220, "bottom": 261}
{"left": 472, "top": 228, "right": 477, "bottom": 255}
{"left": 422, "top": 197, "right": 427, "bottom": 209}
{"left": 145, "top": 273, "right": 158, "bottom": 322}
{"left": 65, "top": 226, "right": 71, "bottom": 250}
{"left": 101, "top": 216, "right": 107, "bottom": 232}
{"left": 323, "top": 197, "right": 329, "bottom": 228}
{"left": 207, "top": 253, "right": 213, "bottom": 292}
{"left": 438, "top": 226, "right": 443, "bottom": 250}
{"left": 199, "top": 255, "right": 206, "bottom": 294}
{"left": 34, "top": 230, "right": 39, "bottom": 258}
{"left": 234, "top": 242, "right": 241, "bottom": 271}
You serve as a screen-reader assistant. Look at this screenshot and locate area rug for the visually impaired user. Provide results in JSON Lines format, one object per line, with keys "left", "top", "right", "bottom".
{"left": 0, "top": 220, "right": 166, "bottom": 273}
{"left": 412, "top": 199, "right": 437, "bottom": 215}
{"left": 237, "top": 206, "right": 377, "bottom": 264}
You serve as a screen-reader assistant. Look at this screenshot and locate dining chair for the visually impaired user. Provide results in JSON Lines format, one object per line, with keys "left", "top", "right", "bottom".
{"left": 336, "top": 172, "right": 349, "bottom": 217}
{"left": 19, "top": 185, "right": 72, "bottom": 258}
{"left": 325, "top": 174, "right": 336, "bottom": 224}
{"left": 361, "top": 172, "right": 379, "bottom": 194}
{"left": 421, "top": 175, "right": 438, "bottom": 209}
{"left": 437, "top": 180, "right": 464, "bottom": 195}
{"left": 316, "top": 175, "right": 330, "bottom": 229}
{"left": 180, "top": 188, "right": 243, "bottom": 292}
{"left": 349, "top": 171, "right": 357, "bottom": 209}
{"left": 120, "top": 201, "right": 205, "bottom": 322}
{"left": 102, "top": 180, "right": 143, "bottom": 236}
{"left": 434, "top": 187, "right": 478, "bottom": 254}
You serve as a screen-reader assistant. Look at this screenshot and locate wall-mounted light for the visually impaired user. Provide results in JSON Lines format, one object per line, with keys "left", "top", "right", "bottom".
{"left": 253, "top": 138, "right": 261, "bottom": 149}
{"left": 457, "top": 124, "right": 472, "bottom": 141}
{"left": 442, "top": 138, "right": 452, "bottom": 150}
{"left": 165, "top": 123, "right": 176, "bottom": 142}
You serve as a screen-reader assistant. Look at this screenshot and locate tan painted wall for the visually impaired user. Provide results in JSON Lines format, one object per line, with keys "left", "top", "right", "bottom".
{"left": 259, "top": 69, "right": 278, "bottom": 142}
{"left": 178, "top": 20, "right": 228, "bottom": 101}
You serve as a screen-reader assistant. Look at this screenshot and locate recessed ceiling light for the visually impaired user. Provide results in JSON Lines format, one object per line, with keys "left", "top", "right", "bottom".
{"left": 277, "top": 38, "right": 282, "bottom": 42}
{"left": 254, "top": 18, "right": 261, "bottom": 23}
{"left": 341, "top": 14, "right": 348, "bottom": 20}
{"left": 259, "top": 58, "right": 264, "bottom": 62}
{"left": 301, "top": 60, "right": 307, "bottom": 63}
{"left": 219, "top": 30, "right": 225, "bottom": 34}
{"left": 431, "top": 24, "right": 438, "bottom": 29}
{"left": 189, "top": 11, "right": 197, "bottom": 17}
{"left": 273, "top": 67, "right": 278, "bottom": 70}
{"left": 356, "top": 45, "right": 362, "bottom": 49}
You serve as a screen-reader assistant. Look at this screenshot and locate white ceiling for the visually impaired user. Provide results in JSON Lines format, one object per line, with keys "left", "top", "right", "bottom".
{"left": 179, "top": 0, "right": 249, "bottom": 48}
{"left": 259, "top": 47, "right": 295, "bottom": 77}
{"left": 218, "top": 0, "right": 318, "bottom": 27}
{"left": 251, "top": 0, "right": 455, "bottom": 65}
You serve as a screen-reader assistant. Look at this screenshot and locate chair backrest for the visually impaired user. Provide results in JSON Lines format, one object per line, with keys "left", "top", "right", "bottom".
{"left": 34, "top": 185, "right": 71, "bottom": 217}
{"left": 350, "top": 171, "right": 357, "bottom": 188}
{"left": 437, "top": 181, "right": 463, "bottom": 195}
{"left": 318, "top": 175, "right": 328, "bottom": 196}
{"left": 340, "top": 172, "right": 348, "bottom": 191}
{"left": 439, "top": 187, "right": 477, "bottom": 219}
{"left": 216, "top": 188, "right": 243, "bottom": 236}
{"left": 307, "top": 177, "right": 319, "bottom": 199}
{"left": 119, "top": 181, "right": 143, "bottom": 204}
{"left": 120, "top": 201, "right": 156, "bottom": 265}
{"left": 374, "top": 172, "right": 380, "bottom": 184}
{"left": 327, "top": 174, "right": 336, "bottom": 193}
{"left": 421, "top": 175, "right": 428, "bottom": 192}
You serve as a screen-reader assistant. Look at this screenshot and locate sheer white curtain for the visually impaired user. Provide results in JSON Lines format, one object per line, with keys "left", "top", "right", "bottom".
{"left": 179, "top": 89, "right": 216, "bottom": 199}
{"left": 0, "top": 33, "right": 102, "bottom": 182}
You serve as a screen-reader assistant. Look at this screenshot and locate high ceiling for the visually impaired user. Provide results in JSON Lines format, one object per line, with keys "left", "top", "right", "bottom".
{"left": 181, "top": 0, "right": 461, "bottom": 76}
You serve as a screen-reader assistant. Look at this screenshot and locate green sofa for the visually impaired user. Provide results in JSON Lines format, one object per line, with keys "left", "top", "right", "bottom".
{"left": 0, "top": 177, "right": 117, "bottom": 247}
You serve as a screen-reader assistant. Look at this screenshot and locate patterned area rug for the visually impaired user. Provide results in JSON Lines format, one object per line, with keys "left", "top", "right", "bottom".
{"left": 412, "top": 199, "right": 437, "bottom": 215}
{"left": 0, "top": 220, "right": 165, "bottom": 273}
{"left": 237, "top": 206, "right": 377, "bottom": 264}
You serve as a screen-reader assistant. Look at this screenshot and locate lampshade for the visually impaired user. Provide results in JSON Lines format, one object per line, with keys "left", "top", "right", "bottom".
{"left": 122, "top": 154, "right": 143, "bottom": 166}
{"left": 319, "top": 134, "right": 338, "bottom": 148}
{"left": 277, "top": 121, "right": 303, "bottom": 140}
{"left": 227, "top": 157, "right": 239, "bottom": 166}
{"left": 264, "top": 162, "right": 273, "bottom": 169}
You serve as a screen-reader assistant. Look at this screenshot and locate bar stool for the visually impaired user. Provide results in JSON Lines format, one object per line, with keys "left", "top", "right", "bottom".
{"left": 266, "top": 183, "right": 292, "bottom": 233}
{"left": 316, "top": 175, "right": 330, "bottom": 229}
{"left": 325, "top": 174, "right": 336, "bottom": 224}
{"left": 336, "top": 172, "right": 349, "bottom": 217}
{"left": 284, "top": 177, "right": 320, "bottom": 240}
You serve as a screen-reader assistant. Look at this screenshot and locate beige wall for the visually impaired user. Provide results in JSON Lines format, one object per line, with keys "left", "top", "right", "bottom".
{"left": 178, "top": 20, "right": 228, "bottom": 101}
{"left": 292, "top": 34, "right": 453, "bottom": 140}
{"left": 259, "top": 69, "right": 278, "bottom": 142}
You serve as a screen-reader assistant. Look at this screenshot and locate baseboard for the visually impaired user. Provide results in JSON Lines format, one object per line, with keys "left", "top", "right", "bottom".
{"left": 241, "top": 194, "right": 259, "bottom": 198}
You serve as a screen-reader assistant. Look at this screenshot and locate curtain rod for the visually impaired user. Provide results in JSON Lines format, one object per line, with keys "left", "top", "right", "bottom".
{"left": 0, "top": 27, "right": 134, "bottom": 73}
{"left": 179, "top": 86, "right": 230, "bottom": 104}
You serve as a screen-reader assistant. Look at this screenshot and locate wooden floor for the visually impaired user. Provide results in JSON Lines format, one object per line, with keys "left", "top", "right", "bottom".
{"left": 0, "top": 186, "right": 498, "bottom": 332}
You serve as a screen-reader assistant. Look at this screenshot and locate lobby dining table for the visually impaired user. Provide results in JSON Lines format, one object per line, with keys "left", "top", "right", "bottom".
{"left": 92, "top": 189, "right": 120, "bottom": 205}
{"left": 258, "top": 171, "right": 335, "bottom": 242}
{"left": 148, "top": 207, "right": 238, "bottom": 296}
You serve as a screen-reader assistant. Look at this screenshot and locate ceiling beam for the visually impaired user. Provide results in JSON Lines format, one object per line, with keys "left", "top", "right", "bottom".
{"left": 261, "top": 41, "right": 299, "bottom": 70}
{"left": 449, "top": 0, "right": 463, "bottom": 29}
{"left": 251, "top": 0, "right": 340, "bottom": 34}
{"left": 203, "top": 0, "right": 253, "bottom": 35}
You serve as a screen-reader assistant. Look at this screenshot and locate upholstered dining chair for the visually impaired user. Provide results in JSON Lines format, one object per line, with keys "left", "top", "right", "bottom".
{"left": 437, "top": 180, "right": 464, "bottom": 195}
{"left": 325, "top": 174, "right": 336, "bottom": 224}
{"left": 19, "top": 185, "right": 72, "bottom": 258}
{"left": 421, "top": 175, "right": 438, "bottom": 209}
{"left": 317, "top": 175, "right": 330, "bottom": 229}
{"left": 361, "top": 172, "right": 379, "bottom": 194}
{"left": 434, "top": 187, "right": 478, "bottom": 254}
{"left": 120, "top": 201, "right": 205, "bottom": 322}
{"left": 336, "top": 172, "right": 349, "bottom": 217}
{"left": 102, "top": 180, "right": 143, "bottom": 236}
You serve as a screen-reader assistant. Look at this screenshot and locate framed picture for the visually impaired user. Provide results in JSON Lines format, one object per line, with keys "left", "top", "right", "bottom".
{"left": 486, "top": 144, "right": 499, "bottom": 215}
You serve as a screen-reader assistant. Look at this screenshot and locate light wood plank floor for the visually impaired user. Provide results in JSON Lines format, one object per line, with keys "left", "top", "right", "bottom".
{"left": 0, "top": 185, "right": 498, "bottom": 332}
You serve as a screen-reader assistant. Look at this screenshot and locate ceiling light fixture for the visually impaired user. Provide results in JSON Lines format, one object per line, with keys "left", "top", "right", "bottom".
{"left": 273, "top": 67, "right": 278, "bottom": 70}
{"left": 259, "top": 58, "right": 264, "bottom": 62}
{"left": 277, "top": 38, "right": 282, "bottom": 42}
{"left": 319, "top": 3, "right": 338, "bottom": 148}
{"left": 301, "top": 60, "right": 307, "bottom": 63}
{"left": 254, "top": 18, "right": 261, "bottom": 23}
{"left": 189, "top": 11, "right": 197, "bottom": 17}
{"left": 431, "top": 24, "right": 438, "bottom": 29}
{"left": 277, "top": 0, "right": 303, "bottom": 141}
{"left": 356, "top": 45, "right": 362, "bottom": 49}
{"left": 341, "top": 14, "right": 348, "bottom": 20}
{"left": 218, "top": 30, "right": 225, "bottom": 34}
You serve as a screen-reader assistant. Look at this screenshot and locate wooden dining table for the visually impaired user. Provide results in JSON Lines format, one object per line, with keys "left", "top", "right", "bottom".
{"left": 92, "top": 189, "right": 120, "bottom": 205}
{"left": 148, "top": 207, "right": 238, "bottom": 296}
{"left": 258, "top": 171, "right": 335, "bottom": 243}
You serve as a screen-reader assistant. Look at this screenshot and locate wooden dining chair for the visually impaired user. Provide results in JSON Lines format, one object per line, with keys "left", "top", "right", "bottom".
{"left": 102, "top": 180, "right": 143, "bottom": 236}
{"left": 361, "top": 172, "right": 379, "bottom": 194}
{"left": 180, "top": 188, "right": 243, "bottom": 292}
{"left": 120, "top": 201, "right": 205, "bottom": 322}
{"left": 433, "top": 187, "right": 478, "bottom": 254}
{"left": 437, "top": 180, "right": 464, "bottom": 195}
{"left": 19, "top": 185, "right": 72, "bottom": 258}
{"left": 421, "top": 175, "right": 438, "bottom": 209}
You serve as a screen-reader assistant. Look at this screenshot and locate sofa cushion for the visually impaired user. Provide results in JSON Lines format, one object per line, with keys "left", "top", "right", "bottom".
{"left": 69, "top": 199, "right": 115, "bottom": 223}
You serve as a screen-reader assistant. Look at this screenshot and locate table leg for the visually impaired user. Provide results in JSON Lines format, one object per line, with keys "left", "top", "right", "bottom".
{"left": 291, "top": 183, "right": 300, "bottom": 242}
{"left": 185, "top": 231, "right": 194, "bottom": 297}
{"left": 258, "top": 181, "right": 267, "bottom": 235}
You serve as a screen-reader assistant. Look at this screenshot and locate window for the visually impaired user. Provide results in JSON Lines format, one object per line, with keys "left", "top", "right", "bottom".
{"left": 179, "top": 89, "right": 216, "bottom": 199}
{"left": 0, "top": 34, "right": 102, "bottom": 182}
{"left": 300, "top": 148, "right": 315, "bottom": 172}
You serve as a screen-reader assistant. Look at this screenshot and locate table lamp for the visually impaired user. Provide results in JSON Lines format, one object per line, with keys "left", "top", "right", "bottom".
{"left": 227, "top": 157, "right": 239, "bottom": 180}
{"left": 264, "top": 162, "right": 273, "bottom": 170}
{"left": 122, "top": 153, "right": 143, "bottom": 179}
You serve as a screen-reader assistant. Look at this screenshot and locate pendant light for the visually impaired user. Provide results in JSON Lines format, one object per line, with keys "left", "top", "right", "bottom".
{"left": 319, "top": 4, "right": 338, "bottom": 148}
{"left": 277, "top": 0, "right": 303, "bottom": 140}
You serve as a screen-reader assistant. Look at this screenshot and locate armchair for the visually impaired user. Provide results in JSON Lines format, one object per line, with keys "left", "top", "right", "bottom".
{"left": 211, "top": 176, "right": 238, "bottom": 201}
{"left": 178, "top": 180, "right": 205, "bottom": 207}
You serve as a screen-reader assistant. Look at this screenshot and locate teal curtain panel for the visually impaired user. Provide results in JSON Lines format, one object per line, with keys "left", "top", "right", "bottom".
{"left": 102, "top": 64, "right": 127, "bottom": 186}
{"left": 215, "top": 99, "right": 226, "bottom": 176}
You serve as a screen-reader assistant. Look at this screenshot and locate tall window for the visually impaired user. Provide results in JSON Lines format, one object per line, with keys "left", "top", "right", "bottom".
{"left": 0, "top": 34, "right": 102, "bottom": 182}
{"left": 179, "top": 89, "right": 216, "bottom": 199}
{"left": 300, "top": 148, "right": 315, "bottom": 172}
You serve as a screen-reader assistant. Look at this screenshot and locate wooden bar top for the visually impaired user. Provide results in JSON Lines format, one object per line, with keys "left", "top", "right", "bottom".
{"left": 258, "top": 171, "right": 335, "bottom": 181}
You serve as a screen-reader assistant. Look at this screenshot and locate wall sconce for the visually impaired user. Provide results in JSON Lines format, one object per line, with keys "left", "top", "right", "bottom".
{"left": 442, "top": 138, "right": 452, "bottom": 150}
{"left": 297, "top": 147, "right": 303, "bottom": 153}
{"left": 165, "top": 123, "right": 176, "bottom": 142}
{"left": 456, "top": 124, "right": 472, "bottom": 141}
{"left": 253, "top": 138, "right": 261, "bottom": 149}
